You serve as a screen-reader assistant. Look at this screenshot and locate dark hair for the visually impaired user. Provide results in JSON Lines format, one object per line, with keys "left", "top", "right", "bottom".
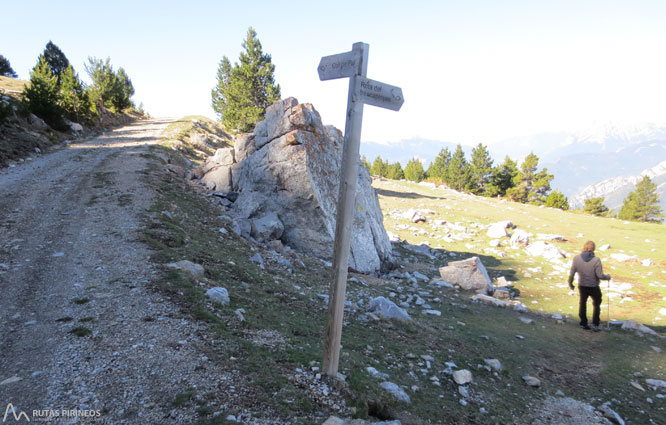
{"left": 583, "top": 241, "right": 595, "bottom": 252}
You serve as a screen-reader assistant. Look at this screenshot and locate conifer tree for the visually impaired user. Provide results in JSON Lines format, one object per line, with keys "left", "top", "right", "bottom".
{"left": 469, "top": 143, "right": 493, "bottom": 195}
{"left": 618, "top": 176, "right": 664, "bottom": 223}
{"left": 211, "top": 56, "right": 232, "bottom": 121}
{"left": 447, "top": 144, "right": 471, "bottom": 191}
{"left": 361, "top": 155, "right": 371, "bottom": 171}
{"left": 584, "top": 197, "right": 609, "bottom": 216}
{"left": 427, "top": 147, "right": 451, "bottom": 182}
{"left": 404, "top": 158, "right": 425, "bottom": 182}
{"left": 212, "top": 28, "right": 281, "bottom": 132}
{"left": 486, "top": 156, "right": 518, "bottom": 197}
{"left": 42, "top": 41, "right": 70, "bottom": 83}
{"left": 386, "top": 162, "right": 405, "bottom": 180}
{"left": 0, "top": 55, "right": 18, "bottom": 78}
{"left": 24, "top": 56, "right": 65, "bottom": 130}
{"left": 59, "top": 65, "right": 92, "bottom": 122}
{"left": 371, "top": 156, "right": 389, "bottom": 177}
{"left": 507, "top": 152, "right": 552, "bottom": 204}
{"left": 113, "top": 67, "right": 135, "bottom": 110}
{"left": 545, "top": 190, "right": 569, "bottom": 210}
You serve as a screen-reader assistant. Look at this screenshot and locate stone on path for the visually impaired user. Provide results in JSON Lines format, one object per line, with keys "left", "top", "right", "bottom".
{"left": 621, "top": 320, "right": 658, "bottom": 336}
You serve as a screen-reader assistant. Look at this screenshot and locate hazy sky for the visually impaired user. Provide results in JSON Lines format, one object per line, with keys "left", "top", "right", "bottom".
{"left": 3, "top": 0, "right": 666, "bottom": 145}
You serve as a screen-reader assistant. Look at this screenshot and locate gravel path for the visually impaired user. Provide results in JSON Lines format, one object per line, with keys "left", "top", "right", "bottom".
{"left": 0, "top": 119, "right": 237, "bottom": 424}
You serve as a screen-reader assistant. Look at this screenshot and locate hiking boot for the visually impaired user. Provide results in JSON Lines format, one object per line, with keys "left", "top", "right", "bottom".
{"left": 592, "top": 325, "right": 602, "bottom": 332}
{"left": 580, "top": 324, "right": 591, "bottom": 330}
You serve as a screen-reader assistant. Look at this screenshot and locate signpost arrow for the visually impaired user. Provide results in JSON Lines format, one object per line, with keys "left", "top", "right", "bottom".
{"left": 319, "top": 42, "right": 403, "bottom": 378}
{"left": 355, "top": 77, "right": 404, "bottom": 111}
{"left": 318, "top": 50, "right": 362, "bottom": 81}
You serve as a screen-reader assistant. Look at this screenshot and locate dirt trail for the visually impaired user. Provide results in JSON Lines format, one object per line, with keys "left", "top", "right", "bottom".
{"left": 0, "top": 119, "right": 235, "bottom": 424}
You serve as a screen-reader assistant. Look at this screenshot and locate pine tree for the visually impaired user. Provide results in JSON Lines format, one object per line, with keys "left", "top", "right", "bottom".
{"left": 486, "top": 156, "right": 518, "bottom": 197}
{"left": 447, "top": 144, "right": 471, "bottom": 191}
{"left": 427, "top": 147, "right": 451, "bottom": 182}
{"left": 371, "top": 156, "right": 389, "bottom": 177}
{"left": 24, "top": 56, "right": 65, "bottom": 130}
{"left": 211, "top": 56, "right": 232, "bottom": 121}
{"left": 404, "top": 158, "right": 425, "bottom": 182}
{"left": 584, "top": 197, "right": 609, "bottom": 216}
{"left": 618, "top": 176, "right": 664, "bottom": 223}
{"left": 361, "top": 155, "right": 371, "bottom": 171}
{"left": 386, "top": 162, "right": 405, "bottom": 180}
{"left": 469, "top": 143, "right": 494, "bottom": 195}
{"left": 545, "top": 190, "right": 569, "bottom": 210}
{"left": 213, "top": 28, "right": 281, "bottom": 132}
{"left": 0, "top": 55, "right": 18, "bottom": 78}
{"left": 42, "top": 41, "right": 70, "bottom": 83}
{"left": 507, "top": 152, "right": 552, "bottom": 203}
{"left": 59, "top": 65, "right": 92, "bottom": 123}
{"left": 113, "top": 67, "right": 134, "bottom": 110}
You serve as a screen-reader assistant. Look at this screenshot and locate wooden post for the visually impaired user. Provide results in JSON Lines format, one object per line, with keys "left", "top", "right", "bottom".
{"left": 322, "top": 42, "right": 369, "bottom": 377}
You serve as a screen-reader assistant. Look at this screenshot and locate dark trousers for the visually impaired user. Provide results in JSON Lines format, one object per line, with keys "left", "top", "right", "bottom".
{"left": 579, "top": 286, "right": 602, "bottom": 326}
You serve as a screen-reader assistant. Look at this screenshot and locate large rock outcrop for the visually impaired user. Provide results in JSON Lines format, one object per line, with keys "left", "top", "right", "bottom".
{"left": 197, "top": 97, "right": 393, "bottom": 274}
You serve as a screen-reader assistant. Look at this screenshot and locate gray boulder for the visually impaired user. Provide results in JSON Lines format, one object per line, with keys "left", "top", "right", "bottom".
{"left": 438, "top": 256, "right": 493, "bottom": 292}
{"left": 524, "top": 241, "right": 565, "bottom": 260}
{"left": 206, "top": 287, "right": 230, "bottom": 305}
{"left": 379, "top": 381, "right": 411, "bottom": 403}
{"left": 368, "top": 296, "right": 412, "bottom": 322}
{"left": 510, "top": 229, "right": 530, "bottom": 248}
{"left": 197, "top": 97, "right": 392, "bottom": 274}
{"left": 486, "top": 220, "right": 513, "bottom": 238}
{"left": 251, "top": 213, "right": 284, "bottom": 242}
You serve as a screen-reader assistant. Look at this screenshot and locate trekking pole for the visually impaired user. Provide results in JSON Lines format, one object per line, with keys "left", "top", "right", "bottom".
{"left": 607, "top": 279, "right": 611, "bottom": 331}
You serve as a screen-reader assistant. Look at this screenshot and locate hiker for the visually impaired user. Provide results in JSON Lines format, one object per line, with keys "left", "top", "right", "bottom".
{"left": 568, "top": 240, "right": 611, "bottom": 331}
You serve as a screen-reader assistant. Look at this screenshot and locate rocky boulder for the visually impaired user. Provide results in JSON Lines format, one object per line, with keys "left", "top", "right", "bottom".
{"left": 486, "top": 220, "right": 513, "bottom": 238}
{"left": 438, "top": 256, "right": 493, "bottom": 292}
{"left": 196, "top": 98, "right": 392, "bottom": 274}
{"left": 510, "top": 229, "right": 530, "bottom": 248}
{"left": 524, "top": 241, "right": 565, "bottom": 260}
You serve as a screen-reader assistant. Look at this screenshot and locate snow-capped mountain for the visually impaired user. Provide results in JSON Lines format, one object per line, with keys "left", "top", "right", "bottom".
{"left": 570, "top": 160, "right": 666, "bottom": 212}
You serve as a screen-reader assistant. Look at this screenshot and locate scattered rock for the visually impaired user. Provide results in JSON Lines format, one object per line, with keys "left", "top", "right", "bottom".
{"left": 519, "top": 316, "right": 533, "bottom": 324}
{"left": 484, "top": 359, "right": 502, "bottom": 372}
{"left": 402, "top": 208, "right": 426, "bottom": 223}
{"left": 368, "top": 297, "right": 412, "bottom": 322}
{"left": 379, "top": 381, "right": 411, "bottom": 403}
{"left": 486, "top": 221, "right": 513, "bottom": 238}
{"left": 438, "top": 256, "right": 493, "bottom": 292}
{"left": 522, "top": 376, "right": 541, "bottom": 387}
{"left": 471, "top": 294, "right": 507, "bottom": 308}
{"left": 524, "top": 241, "right": 565, "bottom": 260}
{"left": 646, "top": 379, "right": 666, "bottom": 390}
{"left": 621, "top": 320, "right": 657, "bottom": 336}
{"left": 453, "top": 369, "right": 473, "bottom": 385}
{"left": 599, "top": 243, "right": 611, "bottom": 251}
{"left": 0, "top": 376, "right": 22, "bottom": 385}
{"left": 510, "top": 229, "right": 530, "bottom": 248}
{"left": 610, "top": 253, "right": 639, "bottom": 263}
{"left": 630, "top": 381, "right": 646, "bottom": 392}
{"left": 205, "top": 287, "right": 230, "bottom": 305}
{"left": 597, "top": 403, "right": 625, "bottom": 425}
{"left": 366, "top": 367, "right": 389, "bottom": 379}
{"left": 250, "top": 253, "right": 265, "bottom": 269}
{"left": 250, "top": 213, "right": 284, "bottom": 242}
{"left": 166, "top": 260, "right": 205, "bottom": 277}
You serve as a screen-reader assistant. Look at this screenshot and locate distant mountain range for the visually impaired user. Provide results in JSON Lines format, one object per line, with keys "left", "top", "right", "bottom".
{"left": 569, "top": 160, "right": 666, "bottom": 212}
{"left": 361, "top": 122, "right": 666, "bottom": 207}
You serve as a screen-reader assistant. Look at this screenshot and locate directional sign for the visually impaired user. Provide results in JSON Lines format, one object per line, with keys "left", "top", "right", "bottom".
{"left": 354, "top": 77, "right": 404, "bottom": 111}
{"left": 318, "top": 50, "right": 362, "bottom": 81}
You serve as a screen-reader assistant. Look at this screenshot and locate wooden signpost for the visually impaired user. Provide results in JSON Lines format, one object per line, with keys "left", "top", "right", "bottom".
{"left": 320, "top": 42, "right": 403, "bottom": 377}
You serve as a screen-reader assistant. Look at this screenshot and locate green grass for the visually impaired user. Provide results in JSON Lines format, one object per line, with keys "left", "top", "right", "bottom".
{"left": 73, "top": 297, "right": 90, "bottom": 305}
{"left": 138, "top": 135, "right": 666, "bottom": 424}
{"left": 374, "top": 179, "right": 666, "bottom": 327}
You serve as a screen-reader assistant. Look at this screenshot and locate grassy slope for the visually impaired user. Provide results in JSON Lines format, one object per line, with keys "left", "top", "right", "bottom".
{"left": 375, "top": 179, "right": 666, "bottom": 327}
{"left": 140, "top": 125, "right": 665, "bottom": 424}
